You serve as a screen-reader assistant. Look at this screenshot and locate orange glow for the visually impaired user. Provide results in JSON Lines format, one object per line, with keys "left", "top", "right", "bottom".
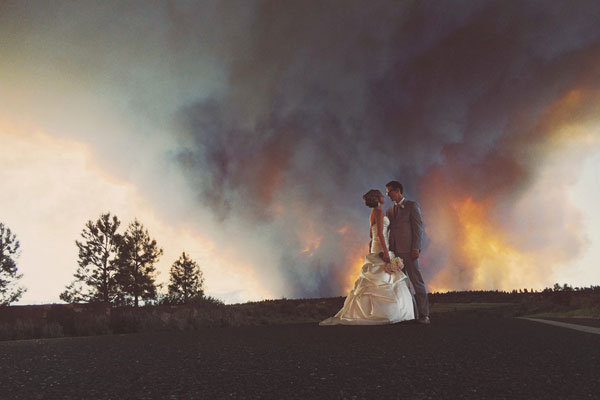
{"left": 340, "top": 255, "right": 365, "bottom": 293}
{"left": 334, "top": 224, "right": 368, "bottom": 294}
{"left": 429, "top": 197, "right": 537, "bottom": 291}
{"left": 422, "top": 85, "right": 600, "bottom": 293}
{"left": 540, "top": 88, "right": 600, "bottom": 148}
{"left": 337, "top": 225, "right": 350, "bottom": 234}
{"left": 300, "top": 233, "right": 323, "bottom": 257}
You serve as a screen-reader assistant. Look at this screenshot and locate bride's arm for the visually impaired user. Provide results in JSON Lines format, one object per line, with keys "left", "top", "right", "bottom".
{"left": 375, "top": 209, "right": 391, "bottom": 263}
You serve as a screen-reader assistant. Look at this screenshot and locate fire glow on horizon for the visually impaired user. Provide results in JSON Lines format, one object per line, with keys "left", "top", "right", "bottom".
{"left": 428, "top": 196, "right": 539, "bottom": 293}
{"left": 418, "top": 88, "right": 600, "bottom": 293}
{"left": 333, "top": 90, "right": 600, "bottom": 295}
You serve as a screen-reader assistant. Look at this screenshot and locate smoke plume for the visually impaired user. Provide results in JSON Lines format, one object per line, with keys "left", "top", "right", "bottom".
{"left": 174, "top": 1, "right": 600, "bottom": 295}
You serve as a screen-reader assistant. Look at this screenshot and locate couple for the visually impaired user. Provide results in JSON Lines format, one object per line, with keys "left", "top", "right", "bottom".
{"left": 320, "top": 181, "right": 430, "bottom": 326}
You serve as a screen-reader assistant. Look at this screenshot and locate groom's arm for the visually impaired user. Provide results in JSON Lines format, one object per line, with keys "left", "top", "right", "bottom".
{"left": 410, "top": 201, "right": 424, "bottom": 254}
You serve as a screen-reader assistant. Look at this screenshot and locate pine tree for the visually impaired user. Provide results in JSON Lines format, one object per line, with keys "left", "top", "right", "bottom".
{"left": 0, "top": 222, "right": 26, "bottom": 305}
{"left": 168, "top": 252, "right": 205, "bottom": 304}
{"left": 115, "top": 219, "right": 162, "bottom": 307}
{"left": 60, "top": 213, "right": 121, "bottom": 304}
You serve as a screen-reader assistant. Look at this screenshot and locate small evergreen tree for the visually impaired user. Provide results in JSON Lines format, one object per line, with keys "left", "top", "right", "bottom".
{"left": 168, "top": 252, "right": 205, "bottom": 304}
{"left": 115, "top": 219, "right": 162, "bottom": 307}
{"left": 0, "top": 222, "right": 26, "bottom": 305}
{"left": 60, "top": 213, "right": 121, "bottom": 303}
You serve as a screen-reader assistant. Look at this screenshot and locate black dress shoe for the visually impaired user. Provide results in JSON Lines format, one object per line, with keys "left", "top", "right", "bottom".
{"left": 416, "top": 316, "right": 430, "bottom": 324}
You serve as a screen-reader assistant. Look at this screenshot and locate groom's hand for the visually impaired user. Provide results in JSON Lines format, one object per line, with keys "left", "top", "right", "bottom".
{"left": 411, "top": 249, "right": 420, "bottom": 260}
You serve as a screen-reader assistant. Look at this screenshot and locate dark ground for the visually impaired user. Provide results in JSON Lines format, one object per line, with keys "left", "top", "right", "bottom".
{"left": 1, "top": 312, "right": 599, "bottom": 400}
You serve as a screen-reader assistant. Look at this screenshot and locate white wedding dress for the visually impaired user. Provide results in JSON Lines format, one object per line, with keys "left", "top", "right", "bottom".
{"left": 320, "top": 216, "right": 415, "bottom": 325}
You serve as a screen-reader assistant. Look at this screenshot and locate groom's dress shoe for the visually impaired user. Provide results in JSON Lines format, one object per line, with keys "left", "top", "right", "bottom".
{"left": 416, "top": 316, "right": 430, "bottom": 324}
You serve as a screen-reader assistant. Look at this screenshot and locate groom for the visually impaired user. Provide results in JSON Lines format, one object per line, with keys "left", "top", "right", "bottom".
{"left": 385, "top": 181, "right": 430, "bottom": 324}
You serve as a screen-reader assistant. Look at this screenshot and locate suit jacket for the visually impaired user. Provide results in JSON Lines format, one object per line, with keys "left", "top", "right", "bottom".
{"left": 385, "top": 199, "right": 424, "bottom": 254}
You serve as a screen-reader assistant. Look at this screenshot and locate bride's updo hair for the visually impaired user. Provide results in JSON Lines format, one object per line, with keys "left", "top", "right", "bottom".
{"left": 363, "top": 189, "right": 383, "bottom": 208}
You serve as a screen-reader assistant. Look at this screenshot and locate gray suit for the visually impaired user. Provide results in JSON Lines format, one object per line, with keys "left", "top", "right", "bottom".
{"left": 386, "top": 199, "right": 429, "bottom": 318}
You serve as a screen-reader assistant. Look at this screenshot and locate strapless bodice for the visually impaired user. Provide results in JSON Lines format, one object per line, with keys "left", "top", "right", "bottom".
{"left": 370, "top": 215, "right": 391, "bottom": 255}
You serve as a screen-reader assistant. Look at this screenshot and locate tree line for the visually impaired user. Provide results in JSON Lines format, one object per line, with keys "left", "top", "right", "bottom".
{"left": 0, "top": 214, "right": 205, "bottom": 307}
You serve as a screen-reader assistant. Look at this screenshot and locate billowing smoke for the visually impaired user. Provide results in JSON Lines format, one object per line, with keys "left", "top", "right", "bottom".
{"left": 2, "top": 0, "right": 599, "bottom": 300}
{"left": 175, "top": 1, "right": 600, "bottom": 294}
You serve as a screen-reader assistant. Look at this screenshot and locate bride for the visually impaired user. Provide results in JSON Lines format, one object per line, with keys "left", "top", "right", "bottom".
{"left": 320, "top": 189, "right": 415, "bottom": 325}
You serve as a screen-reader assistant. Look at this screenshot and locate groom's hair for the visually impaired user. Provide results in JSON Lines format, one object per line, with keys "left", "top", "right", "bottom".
{"left": 363, "top": 189, "right": 383, "bottom": 208}
{"left": 385, "top": 181, "right": 403, "bottom": 194}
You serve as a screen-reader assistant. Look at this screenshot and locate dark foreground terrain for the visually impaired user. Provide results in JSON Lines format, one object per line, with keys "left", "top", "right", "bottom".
{"left": 1, "top": 312, "right": 598, "bottom": 400}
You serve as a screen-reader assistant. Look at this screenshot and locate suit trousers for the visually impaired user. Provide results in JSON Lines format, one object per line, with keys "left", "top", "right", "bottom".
{"left": 399, "top": 253, "right": 429, "bottom": 318}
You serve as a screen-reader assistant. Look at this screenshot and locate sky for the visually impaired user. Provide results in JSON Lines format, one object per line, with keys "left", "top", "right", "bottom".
{"left": 1, "top": 0, "right": 599, "bottom": 305}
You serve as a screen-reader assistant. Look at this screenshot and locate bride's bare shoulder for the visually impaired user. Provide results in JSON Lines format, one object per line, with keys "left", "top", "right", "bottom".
{"left": 373, "top": 208, "right": 385, "bottom": 223}
{"left": 369, "top": 208, "right": 383, "bottom": 223}
{"left": 372, "top": 208, "right": 384, "bottom": 216}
